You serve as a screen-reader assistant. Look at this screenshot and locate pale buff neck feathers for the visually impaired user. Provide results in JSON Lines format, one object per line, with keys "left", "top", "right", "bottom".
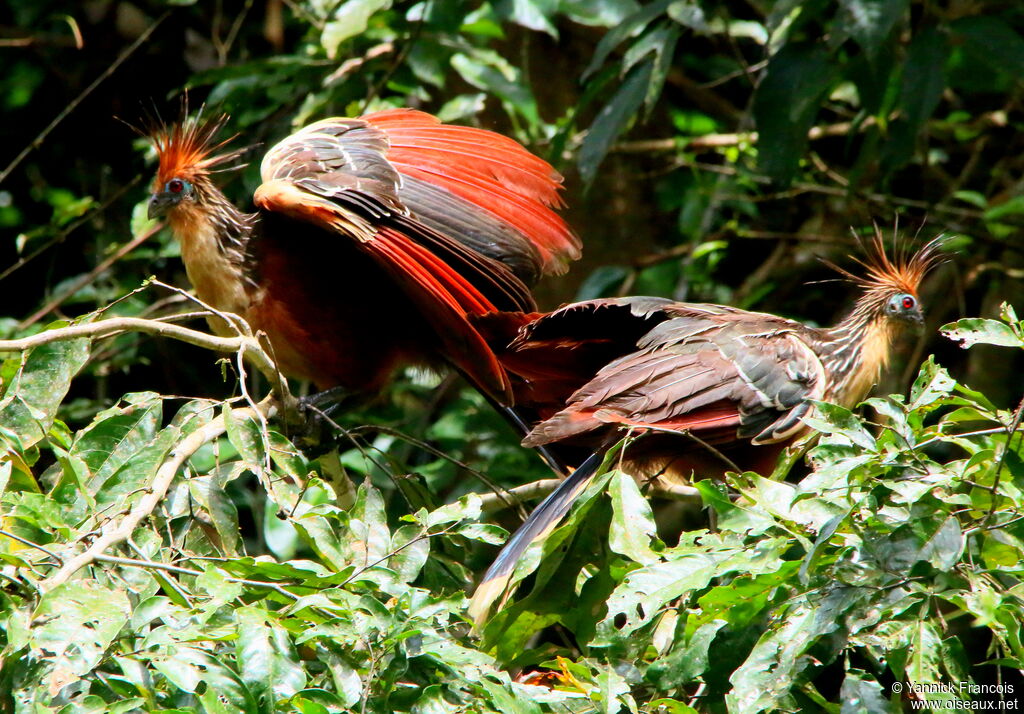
{"left": 166, "top": 199, "right": 254, "bottom": 333}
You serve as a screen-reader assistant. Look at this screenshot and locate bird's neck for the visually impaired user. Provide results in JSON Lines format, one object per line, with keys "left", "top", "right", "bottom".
{"left": 819, "top": 301, "right": 897, "bottom": 407}
{"left": 167, "top": 187, "right": 258, "bottom": 320}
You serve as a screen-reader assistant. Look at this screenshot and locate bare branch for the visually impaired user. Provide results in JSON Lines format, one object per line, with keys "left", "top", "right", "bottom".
{"left": 612, "top": 120, "right": 865, "bottom": 155}
{"left": 477, "top": 476, "right": 700, "bottom": 514}
{"left": 92, "top": 553, "right": 302, "bottom": 601}
{"left": 18, "top": 224, "right": 160, "bottom": 329}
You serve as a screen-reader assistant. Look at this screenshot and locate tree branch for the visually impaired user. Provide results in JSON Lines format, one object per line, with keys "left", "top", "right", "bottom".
{"left": 40, "top": 397, "right": 277, "bottom": 592}
{"left": 0, "top": 313, "right": 285, "bottom": 390}
{"left": 478, "top": 476, "right": 700, "bottom": 514}
{"left": 612, "top": 120, "right": 864, "bottom": 154}
{"left": 18, "top": 225, "right": 161, "bottom": 329}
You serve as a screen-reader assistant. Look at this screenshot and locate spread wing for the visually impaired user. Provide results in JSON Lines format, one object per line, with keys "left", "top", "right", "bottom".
{"left": 364, "top": 109, "right": 579, "bottom": 278}
{"left": 518, "top": 301, "right": 827, "bottom": 448}
{"left": 254, "top": 116, "right": 548, "bottom": 401}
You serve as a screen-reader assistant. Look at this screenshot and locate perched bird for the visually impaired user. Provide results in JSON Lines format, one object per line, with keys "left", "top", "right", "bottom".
{"left": 145, "top": 109, "right": 578, "bottom": 405}
{"left": 469, "top": 237, "right": 942, "bottom": 623}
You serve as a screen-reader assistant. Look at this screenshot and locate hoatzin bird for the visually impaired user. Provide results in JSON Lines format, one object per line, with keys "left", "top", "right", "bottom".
{"left": 145, "top": 109, "right": 577, "bottom": 413}
{"left": 469, "top": 237, "right": 942, "bottom": 623}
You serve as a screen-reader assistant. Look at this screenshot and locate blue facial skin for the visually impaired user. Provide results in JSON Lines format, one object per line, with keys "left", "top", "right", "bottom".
{"left": 148, "top": 177, "right": 194, "bottom": 219}
{"left": 885, "top": 293, "right": 923, "bottom": 324}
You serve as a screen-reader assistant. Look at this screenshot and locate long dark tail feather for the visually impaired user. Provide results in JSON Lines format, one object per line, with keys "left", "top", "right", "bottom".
{"left": 467, "top": 376, "right": 572, "bottom": 477}
{"left": 468, "top": 450, "right": 605, "bottom": 627}
{"left": 497, "top": 404, "right": 571, "bottom": 476}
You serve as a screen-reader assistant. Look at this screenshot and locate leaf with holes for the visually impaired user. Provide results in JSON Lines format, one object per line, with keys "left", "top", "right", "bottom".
{"left": 31, "top": 581, "right": 130, "bottom": 696}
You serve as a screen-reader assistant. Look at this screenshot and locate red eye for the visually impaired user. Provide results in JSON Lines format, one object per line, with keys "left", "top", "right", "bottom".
{"left": 168, "top": 179, "right": 183, "bottom": 193}
{"left": 902, "top": 296, "right": 916, "bottom": 310}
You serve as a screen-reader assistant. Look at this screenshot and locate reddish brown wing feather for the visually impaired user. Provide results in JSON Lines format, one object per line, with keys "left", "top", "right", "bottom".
{"left": 364, "top": 109, "right": 580, "bottom": 275}
{"left": 522, "top": 347, "right": 748, "bottom": 447}
{"left": 496, "top": 298, "right": 823, "bottom": 450}
{"left": 254, "top": 180, "right": 513, "bottom": 400}
{"left": 370, "top": 227, "right": 514, "bottom": 400}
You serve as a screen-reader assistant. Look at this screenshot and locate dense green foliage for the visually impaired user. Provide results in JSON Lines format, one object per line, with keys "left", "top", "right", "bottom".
{"left": 2, "top": 0, "right": 1024, "bottom": 711}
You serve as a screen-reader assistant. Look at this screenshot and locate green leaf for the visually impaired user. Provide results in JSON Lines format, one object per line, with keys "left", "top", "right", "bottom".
{"left": 578, "top": 59, "right": 653, "bottom": 185}
{"left": 191, "top": 649, "right": 259, "bottom": 714}
{"left": 890, "top": 620, "right": 950, "bottom": 706}
{"left": 803, "top": 401, "right": 877, "bottom": 450}
{"left": 909, "top": 358, "right": 956, "bottom": 409}
{"left": 321, "top": 0, "right": 391, "bottom": 59}
{"left": 494, "top": 0, "right": 558, "bottom": 37}
{"left": 608, "top": 470, "right": 659, "bottom": 565}
{"left": 91, "top": 425, "right": 178, "bottom": 509}
{"left": 389, "top": 523, "right": 430, "bottom": 582}
{"left": 420, "top": 492, "right": 482, "bottom": 528}
{"left": 599, "top": 553, "right": 719, "bottom": 639}
{"left": 952, "top": 15, "right": 1024, "bottom": 78}
{"left": 575, "top": 265, "right": 629, "bottom": 300}
{"left": 130, "top": 200, "right": 157, "bottom": 239}
{"left": 73, "top": 393, "right": 162, "bottom": 494}
{"left": 754, "top": 44, "right": 838, "bottom": 184}
{"left": 942, "top": 317, "right": 1023, "bottom": 349}
{"left": 839, "top": 669, "right": 893, "bottom": 713}
{"left": 583, "top": 0, "right": 673, "bottom": 79}
{"left": 0, "top": 334, "right": 89, "bottom": 448}
{"left": 31, "top": 581, "right": 130, "bottom": 696}
{"left": 727, "top": 587, "right": 867, "bottom": 712}
{"left": 436, "top": 93, "right": 487, "bottom": 123}
{"left": 559, "top": 0, "right": 639, "bottom": 27}
{"left": 347, "top": 481, "right": 391, "bottom": 565}
{"left": 884, "top": 25, "right": 949, "bottom": 169}
{"left": 450, "top": 50, "right": 539, "bottom": 126}
{"left": 648, "top": 619, "right": 727, "bottom": 688}
{"left": 838, "top": 0, "right": 909, "bottom": 59}
{"left": 666, "top": 1, "right": 709, "bottom": 32}
{"left": 189, "top": 463, "right": 245, "bottom": 556}
{"left": 224, "top": 404, "right": 265, "bottom": 470}
{"left": 235, "top": 606, "right": 307, "bottom": 706}
{"left": 917, "top": 516, "right": 963, "bottom": 570}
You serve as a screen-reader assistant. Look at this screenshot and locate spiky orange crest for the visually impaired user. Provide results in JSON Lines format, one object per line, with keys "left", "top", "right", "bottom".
{"left": 148, "top": 112, "right": 241, "bottom": 189}
{"left": 832, "top": 231, "right": 945, "bottom": 300}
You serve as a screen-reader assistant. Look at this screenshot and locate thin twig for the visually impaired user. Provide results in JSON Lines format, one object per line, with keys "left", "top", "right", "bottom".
{"left": 0, "top": 12, "right": 169, "bottom": 185}
{"left": 662, "top": 156, "right": 993, "bottom": 224}
{"left": 214, "top": 0, "right": 255, "bottom": 65}
{"left": 349, "top": 424, "right": 520, "bottom": 510}
{"left": 92, "top": 553, "right": 301, "bottom": 601}
{"left": 612, "top": 119, "right": 865, "bottom": 155}
{"left": 0, "top": 174, "right": 144, "bottom": 285}
{"left": 0, "top": 530, "right": 63, "bottom": 562}
{"left": 634, "top": 423, "right": 743, "bottom": 474}
{"left": 985, "top": 395, "right": 1024, "bottom": 527}
{"left": 698, "top": 60, "right": 768, "bottom": 89}
{"left": 1, "top": 314, "right": 237, "bottom": 353}
{"left": 40, "top": 397, "right": 276, "bottom": 591}
{"left": 476, "top": 476, "right": 701, "bottom": 514}
{"left": 18, "top": 224, "right": 161, "bottom": 329}
{"left": 340, "top": 523, "right": 457, "bottom": 587}
{"left": 0, "top": 311, "right": 287, "bottom": 414}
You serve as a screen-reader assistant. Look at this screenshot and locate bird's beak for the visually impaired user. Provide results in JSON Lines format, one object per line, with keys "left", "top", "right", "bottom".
{"left": 148, "top": 192, "right": 173, "bottom": 220}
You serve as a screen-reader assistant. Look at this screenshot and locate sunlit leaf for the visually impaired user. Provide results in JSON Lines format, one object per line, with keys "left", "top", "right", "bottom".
{"left": 942, "top": 317, "right": 1023, "bottom": 349}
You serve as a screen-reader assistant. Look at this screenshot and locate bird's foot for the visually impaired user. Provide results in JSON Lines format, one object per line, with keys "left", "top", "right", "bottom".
{"left": 292, "top": 387, "right": 352, "bottom": 454}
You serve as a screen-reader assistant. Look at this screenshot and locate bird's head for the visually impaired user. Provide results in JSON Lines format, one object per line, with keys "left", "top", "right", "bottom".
{"left": 145, "top": 112, "right": 242, "bottom": 220}
{"left": 833, "top": 231, "right": 945, "bottom": 331}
